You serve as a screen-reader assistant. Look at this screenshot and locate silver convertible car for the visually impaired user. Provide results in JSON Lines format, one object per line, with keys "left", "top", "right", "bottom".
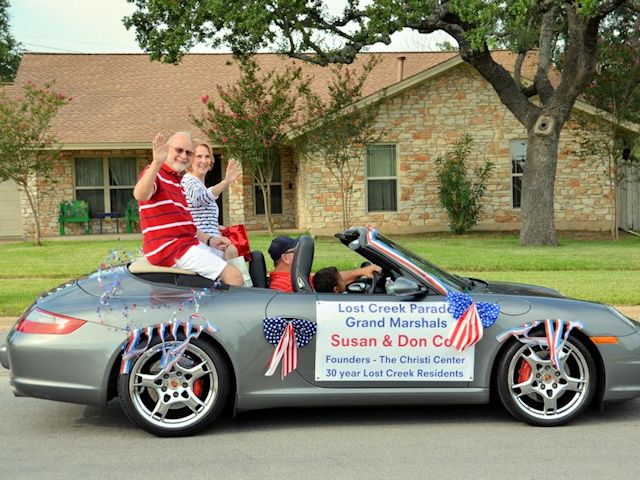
{"left": 1, "top": 227, "right": 639, "bottom": 436}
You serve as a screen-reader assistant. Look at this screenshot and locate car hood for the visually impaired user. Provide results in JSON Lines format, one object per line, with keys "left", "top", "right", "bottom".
{"left": 483, "top": 280, "right": 566, "bottom": 298}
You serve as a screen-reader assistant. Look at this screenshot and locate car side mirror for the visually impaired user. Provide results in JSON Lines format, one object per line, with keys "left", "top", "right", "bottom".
{"left": 386, "top": 277, "right": 426, "bottom": 296}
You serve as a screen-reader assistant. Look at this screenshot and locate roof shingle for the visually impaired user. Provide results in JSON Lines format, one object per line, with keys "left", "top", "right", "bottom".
{"left": 7, "top": 51, "right": 539, "bottom": 145}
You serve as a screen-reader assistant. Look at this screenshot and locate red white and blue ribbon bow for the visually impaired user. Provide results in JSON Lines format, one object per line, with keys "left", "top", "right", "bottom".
{"left": 263, "top": 317, "right": 316, "bottom": 379}
{"left": 496, "top": 319, "right": 584, "bottom": 370}
{"left": 446, "top": 291, "right": 501, "bottom": 352}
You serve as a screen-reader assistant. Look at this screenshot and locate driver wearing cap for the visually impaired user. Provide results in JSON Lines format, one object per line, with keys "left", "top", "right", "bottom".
{"left": 268, "top": 235, "right": 381, "bottom": 293}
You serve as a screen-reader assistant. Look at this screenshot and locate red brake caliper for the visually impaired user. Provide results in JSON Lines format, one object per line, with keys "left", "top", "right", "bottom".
{"left": 193, "top": 379, "right": 203, "bottom": 397}
{"left": 517, "top": 360, "right": 532, "bottom": 383}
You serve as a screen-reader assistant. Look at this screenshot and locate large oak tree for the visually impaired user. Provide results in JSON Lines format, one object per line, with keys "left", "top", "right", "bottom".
{"left": 125, "top": 0, "right": 639, "bottom": 245}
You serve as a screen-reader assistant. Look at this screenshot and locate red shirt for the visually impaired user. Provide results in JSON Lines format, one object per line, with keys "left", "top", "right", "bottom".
{"left": 269, "top": 271, "right": 293, "bottom": 292}
{"left": 139, "top": 163, "right": 199, "bottom": 266}
{"left": 269, "top": 271, "right": 314, "bottom": 293}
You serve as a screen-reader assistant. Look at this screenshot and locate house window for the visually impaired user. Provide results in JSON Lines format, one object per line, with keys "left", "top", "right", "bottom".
{"left": 74, "top": 156, "right": 137, "bottom": 217}
{"left": 367, "top": 145, "right": 397, "bottom": 212}
{"left": 510, "top": 140, "right": 526, "bottom": 209}
{"left": 254, "top": 161, "right": 283, "bottom": 215}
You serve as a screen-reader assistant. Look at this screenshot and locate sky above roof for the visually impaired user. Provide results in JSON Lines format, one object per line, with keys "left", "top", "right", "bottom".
{"left": 8, "top": 0, "right": 454, "bottom": 55}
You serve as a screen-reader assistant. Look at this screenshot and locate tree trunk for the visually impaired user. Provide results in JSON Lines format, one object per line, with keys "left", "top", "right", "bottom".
{"left": 23, "top": 187, "right": 42, "bottom": 246}
{"left": 611, "top": 163, "right": 619, "bottom": 241}
{"left": 519, "top": 121, "right": 560, "bottom": 246}
{"left": 262, "top": 182, "right": 274, "bottom": 237}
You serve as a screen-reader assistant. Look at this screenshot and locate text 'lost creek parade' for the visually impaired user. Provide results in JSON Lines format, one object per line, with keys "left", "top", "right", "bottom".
{"left": 315, "top": 301, "right": 475, "bottom": 381}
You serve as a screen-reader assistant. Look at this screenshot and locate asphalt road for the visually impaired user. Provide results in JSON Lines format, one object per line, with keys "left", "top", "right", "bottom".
{"left": 1, "top": 368, "right": 639, "bottom": 480}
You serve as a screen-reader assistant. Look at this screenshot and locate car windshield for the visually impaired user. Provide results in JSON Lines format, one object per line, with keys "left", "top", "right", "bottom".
{"left": 375, "top": 233, "right": 469, "bottom": 291}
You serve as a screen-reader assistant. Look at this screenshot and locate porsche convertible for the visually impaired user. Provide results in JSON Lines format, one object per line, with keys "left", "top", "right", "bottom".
{"left": 1, "top": 227, "right": 639, "bottom": 436}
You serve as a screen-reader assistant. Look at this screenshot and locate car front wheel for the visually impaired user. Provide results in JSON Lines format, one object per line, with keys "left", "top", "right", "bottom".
{"left": 118, "top": 337, "right": 230, "bottom": 437}
{"left": 496, "top": 335, "right": 596, "bottom": 426}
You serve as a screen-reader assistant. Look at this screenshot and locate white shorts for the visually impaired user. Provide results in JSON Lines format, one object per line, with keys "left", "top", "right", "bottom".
{"left": 173, "top": 243, "right": 227, "bottom": 281}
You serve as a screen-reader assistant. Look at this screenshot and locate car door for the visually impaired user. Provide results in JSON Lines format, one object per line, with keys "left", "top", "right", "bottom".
{"left": 265, "top": 290, "right": 474, "bottom": 388}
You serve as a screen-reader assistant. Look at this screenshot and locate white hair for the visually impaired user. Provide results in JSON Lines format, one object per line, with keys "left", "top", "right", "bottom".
{"left": 167, "top": 131, "right": 193, "bottom": 144}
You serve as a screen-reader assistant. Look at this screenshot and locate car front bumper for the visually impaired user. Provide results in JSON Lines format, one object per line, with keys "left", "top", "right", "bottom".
{"left": 600, "top": 330, "right": 640, "bottom": 402}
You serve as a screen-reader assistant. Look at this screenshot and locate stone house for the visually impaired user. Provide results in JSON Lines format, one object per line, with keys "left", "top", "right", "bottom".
{"left": 3, "top": 51, "right": 639, "bottom": 238}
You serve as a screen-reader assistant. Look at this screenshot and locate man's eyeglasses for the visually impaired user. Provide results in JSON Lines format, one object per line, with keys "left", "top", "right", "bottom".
{"left": 169, "top": 145, "right": 194, "bottom": 157}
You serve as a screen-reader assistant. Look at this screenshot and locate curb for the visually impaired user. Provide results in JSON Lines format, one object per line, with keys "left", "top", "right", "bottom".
{"left": 0, "top": 317, "right": 17, "bottom": 331}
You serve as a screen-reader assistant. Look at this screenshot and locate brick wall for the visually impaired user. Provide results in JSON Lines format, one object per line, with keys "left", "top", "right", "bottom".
{"left": 295, "top": 63, "right": 612, "bottom": 235}
{"left": 227, "top": 147, "right": 297, "bottom": 231}
{"left": 21, "top": 149, "right": 151, "bottom": 237}
{"left": 21, "top": 64, "right": 613, "bottom": 238}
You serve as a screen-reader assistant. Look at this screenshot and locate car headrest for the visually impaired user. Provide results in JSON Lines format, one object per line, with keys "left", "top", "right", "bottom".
{"left": 292, "top": 235, "right": 314, "bottom": 293}
{"left": 249, "top": 250, "right": 268, "bottom": 288}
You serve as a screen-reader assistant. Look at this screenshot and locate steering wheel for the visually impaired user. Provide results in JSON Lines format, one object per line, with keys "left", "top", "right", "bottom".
{"left": 368, "top": 271, "right": 380, "bottom": 294}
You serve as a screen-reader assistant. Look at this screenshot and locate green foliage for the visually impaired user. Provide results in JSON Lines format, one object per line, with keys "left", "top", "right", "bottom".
{"left": 1, "top": 233, "right": 639, "bottom": 316}
{"left": 583, "top": 10, "right": 640, "bottom": 125}
{"left": 126, "top": 0, "right": 636, "bottom": 246}
{"left": 299, "top": 56, "right": 382, "bottom": 228}
{"left": 435, "top": 134, "right": 494, "bottom": 235}
{"left": 192, "top": 56, "right": 311, "bottom": 234}
{"left": 0, "top": 81, "right": 71, "bottom": 244}
{"left": 572, "top": 10, "right": 640, "bottom": 238}
{"left": 0, "top": 0, "right": 22, "bottom": 82}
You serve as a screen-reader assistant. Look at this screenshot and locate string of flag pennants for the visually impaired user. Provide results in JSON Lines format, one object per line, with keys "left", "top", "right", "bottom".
{"left": 496, "top": 319, "right": 584, "bottom": 370}
{"left": 120, "top": 317, "right": 220, "bottom": 375}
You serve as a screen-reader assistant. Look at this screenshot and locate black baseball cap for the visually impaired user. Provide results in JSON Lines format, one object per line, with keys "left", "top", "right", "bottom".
{"left": 268, "top": 236, "right": 299, "bottom": 263}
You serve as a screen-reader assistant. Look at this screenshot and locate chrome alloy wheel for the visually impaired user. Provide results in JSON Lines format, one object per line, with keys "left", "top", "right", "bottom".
{"left": 128, "top": 341, "right": 219, "bottom": 430}
{"left": 507, "top": 342, "right": 590, "bottom": 421}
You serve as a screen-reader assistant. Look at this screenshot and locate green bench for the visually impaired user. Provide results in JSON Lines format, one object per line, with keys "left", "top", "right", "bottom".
{"left": 125, "top": 199, "right": 140, "bottom": 233}
{"left": 59, "top": 200, "right": 91, "bottom": 236}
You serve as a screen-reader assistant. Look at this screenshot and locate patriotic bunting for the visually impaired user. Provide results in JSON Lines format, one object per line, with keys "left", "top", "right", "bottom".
{"left": 120, "top": 316, "right": 219, "bottom": 375}
{"left": 446, "top": 291, "right": 501, "bottom": 352}
{"left": 496, "top": 319, "right": 584, "bottom": 370}
{"left": 263, "top": 317, "right": 317, "bottom": 379}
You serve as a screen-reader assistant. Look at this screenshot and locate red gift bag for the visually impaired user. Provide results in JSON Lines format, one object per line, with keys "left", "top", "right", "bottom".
{"left": 220, "top": 224, "right": 252, "bottom": 261}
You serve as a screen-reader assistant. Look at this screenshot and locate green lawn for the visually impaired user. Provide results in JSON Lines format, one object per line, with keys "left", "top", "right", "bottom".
{"left": 0, "top": 232, "right": 638, "bottom": 316}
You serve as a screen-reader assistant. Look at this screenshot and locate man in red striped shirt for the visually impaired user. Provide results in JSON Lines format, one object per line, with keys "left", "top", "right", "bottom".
{"left": 134, "top": 132, "right": 242, "bottom": 286}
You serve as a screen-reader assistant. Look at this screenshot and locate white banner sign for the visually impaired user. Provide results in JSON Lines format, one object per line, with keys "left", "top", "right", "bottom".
{"left": 315, "top": 301, "right": 474, "bottom": 381}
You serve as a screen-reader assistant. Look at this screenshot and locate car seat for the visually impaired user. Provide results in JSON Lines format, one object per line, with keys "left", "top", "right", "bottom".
{"left": 249, "top": 250, "right": 268, "bottom": 288}
{"left": 291, "top": 235, "right": 314, "bottom": 293}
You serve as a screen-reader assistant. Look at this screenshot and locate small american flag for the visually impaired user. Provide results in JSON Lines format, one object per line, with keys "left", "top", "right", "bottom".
{"left": 448, "top": 302, "right": 483, "bottom": 352}
{"left": 263, "top": 317, "right": 316, "bottom": 379}
{"left": 446, "top": 291, "right": 500, "bottom": 352}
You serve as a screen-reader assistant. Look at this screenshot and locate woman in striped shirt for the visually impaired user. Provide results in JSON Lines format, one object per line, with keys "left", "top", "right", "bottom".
{"left": 181, "top": 142, "right": 240, "bottom": 259}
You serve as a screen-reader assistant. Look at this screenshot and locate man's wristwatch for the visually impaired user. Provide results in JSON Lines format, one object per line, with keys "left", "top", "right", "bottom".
{"left": 206, "top": 236, "right": 212, "bottom": 246}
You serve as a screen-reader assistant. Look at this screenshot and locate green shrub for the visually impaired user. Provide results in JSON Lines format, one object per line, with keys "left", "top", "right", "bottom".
{"left": 435, "top": 134, "right": 494, "bottom": 234}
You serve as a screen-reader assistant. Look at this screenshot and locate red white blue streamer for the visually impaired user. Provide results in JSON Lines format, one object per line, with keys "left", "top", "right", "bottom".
{"left": 366, "top": 226, "right": 449, "bottom": 295}
{"left": 120, "top": 316, "right": 219, "bottom": 375}
{"left": 263, "top": 317, "right": 316, "bottom": 379}
{"left": 496, "top": 319, "right": 584, "bottom": 370}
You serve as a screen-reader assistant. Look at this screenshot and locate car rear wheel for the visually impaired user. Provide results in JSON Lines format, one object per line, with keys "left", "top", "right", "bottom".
{"left": 118, "top": 337, "right": 230, "bottom": 437}
{"left": 496, "top": 335, "right": 596, "bottom": 426}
